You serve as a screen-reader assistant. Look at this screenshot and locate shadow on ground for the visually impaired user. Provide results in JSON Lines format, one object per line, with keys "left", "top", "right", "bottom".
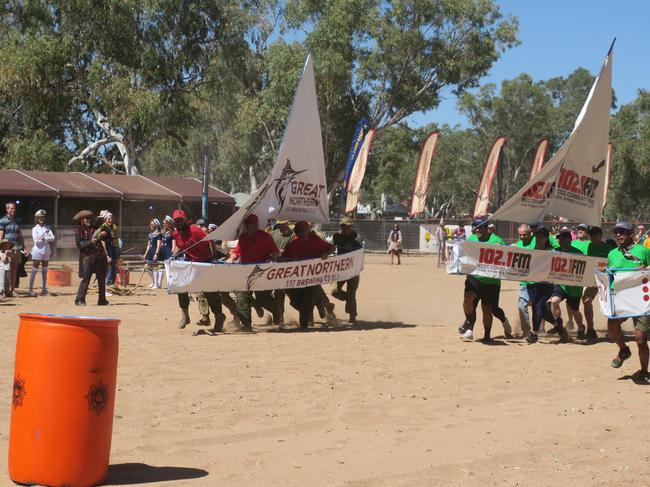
{"left": 106, "top": 463, "right": 208, "bottom": 485}
{"left": 267, "top": 320, "right": 417, "bottom": 333}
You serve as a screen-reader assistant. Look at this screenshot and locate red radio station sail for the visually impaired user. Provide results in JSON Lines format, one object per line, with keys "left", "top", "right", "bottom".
{"left": 472, "top": 136, "right": 507, "bottom": 219}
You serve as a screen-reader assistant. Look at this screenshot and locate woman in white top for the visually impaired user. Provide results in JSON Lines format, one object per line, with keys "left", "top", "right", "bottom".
{"left": 30, "top": 209, "right": 55, "bottom": 296}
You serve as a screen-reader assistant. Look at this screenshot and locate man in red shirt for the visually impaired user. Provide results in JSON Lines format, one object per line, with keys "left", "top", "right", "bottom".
{"left": 282, "top": 221, "right": 335, "bottom": 328}
{"left": 171, "top": 209, "right": 225, "bottom": 333}
{"left": 227, "top": 213, "right": 281, "bottom": 331}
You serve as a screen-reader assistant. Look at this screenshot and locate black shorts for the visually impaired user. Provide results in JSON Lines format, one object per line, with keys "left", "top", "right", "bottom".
{"left": 551, "top": 285, "right": 581, "bottom": 311}
{"left": 465, "top": 276, "right": 501, "bottom": 309}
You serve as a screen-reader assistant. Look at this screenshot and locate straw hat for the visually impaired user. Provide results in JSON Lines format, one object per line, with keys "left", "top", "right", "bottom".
{"left": 340, "top": 217, "right": 353, "bottom": 226}
{"left": 0, "top": 239, "right": 15, "bottom": 251}
{"left": 73, "top": 210, "right": 94, "bottom": 222}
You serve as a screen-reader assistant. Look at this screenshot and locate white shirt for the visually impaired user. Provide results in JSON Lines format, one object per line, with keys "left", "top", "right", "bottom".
{"left": 31, "top": 224, "right": 55, "bottom": 260}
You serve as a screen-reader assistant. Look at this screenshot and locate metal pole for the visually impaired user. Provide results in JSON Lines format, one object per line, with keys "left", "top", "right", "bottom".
{"left": 202, "top": 148, "right": 210, "bottom": 221}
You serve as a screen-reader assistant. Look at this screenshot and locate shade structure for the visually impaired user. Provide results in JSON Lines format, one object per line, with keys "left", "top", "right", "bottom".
{"left": 144, "top": 175, "right": 234, "bottom": 203}
{"left": 0, "top": 170, "right": 58, "bottom": 197}
{"left": 22, "top": 171, "right": 122, "bottom": 199}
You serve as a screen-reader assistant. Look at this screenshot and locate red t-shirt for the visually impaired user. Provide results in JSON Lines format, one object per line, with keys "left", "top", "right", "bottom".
{"left": 232, "top": 230, "right": 279, "bottom": 263}
{"left": 172, "top": 225, "right": 212, "bottom": 262}
{"left": 283, "top": 233, "right": 335, "bottom": 260}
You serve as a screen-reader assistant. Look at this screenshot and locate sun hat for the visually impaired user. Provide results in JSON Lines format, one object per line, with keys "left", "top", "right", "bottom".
{"left": 244, "top": 214, "right": 259, "bottom": 224}
{"left": 73, "top": 210, "right": 94, "bottom": 222}
{"left": 0, "top": 239, "right": 15, "bottom": 251}
{"left": 340, "top": 217, "right": 353, "bottom": 226}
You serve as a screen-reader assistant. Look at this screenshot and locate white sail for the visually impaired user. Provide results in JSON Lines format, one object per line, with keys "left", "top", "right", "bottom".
{"left": 491, "top": 41, "right": 613, "bottom": 226}
{"left": 205, "top": 55, "right": 328, "bottom": 241}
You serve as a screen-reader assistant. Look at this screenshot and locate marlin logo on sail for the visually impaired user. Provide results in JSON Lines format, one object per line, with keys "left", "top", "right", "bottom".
{"left": 592, "top": 159, "right": 606, "bottom": 173}
{"left": 274, "top": 159, "right": 307, "bottom": 211}
{"left": 246, "top": 264, "right": 269, "bottom": 291}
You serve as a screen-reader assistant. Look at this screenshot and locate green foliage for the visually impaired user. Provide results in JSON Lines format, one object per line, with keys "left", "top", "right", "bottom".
{"left": 608, "top": 90, "right": 650, "bottom": 220}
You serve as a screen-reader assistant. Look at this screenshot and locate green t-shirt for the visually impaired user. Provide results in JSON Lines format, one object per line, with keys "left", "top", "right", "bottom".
{"left": 571, "top": 239, "right": 591, "bottom": 255}
{"left": 607, "top": 244, "right": 650, "bottom": 269}
{"left": 468, "top": 233, "right": 506, "bottom": 285}
{"left": 516, "top": 238, "right": 536, "bottom": 286}
{"left": 587, "top": 241, "right": 615, "bottom": 259}
{"left": 549, "top": 235, "right": 559, "bottom": 249}
{"left": 555, "top": 245, "right": 584, "bottom": 297}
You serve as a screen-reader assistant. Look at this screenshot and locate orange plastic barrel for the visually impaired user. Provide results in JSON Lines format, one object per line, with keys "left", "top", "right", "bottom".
{"left": 8, "top": 313, "right": 120, "bottom": 487}
{"left": 115, "top": 268, "right": 129, "bottom": 286}
{"left": 47, "top": 266, "right": 72, "bottom": 286}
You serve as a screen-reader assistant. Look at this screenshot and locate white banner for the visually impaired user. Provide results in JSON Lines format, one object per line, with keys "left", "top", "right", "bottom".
{"left": 491, "top": 42, "right": 613, "bottom": 226}
{"left": 419, "top": 225, "right": 440, "bottom": 253}
{"left": 447, "top": 240, "right": 607, "bottom": 287}
{"left": 165, "top": 249, "right": 364, "bottom": 293}
{"left": 205, "top": 55, "right": 328, "bottom": 241}
{"left": 597, "top": 269, "right": 650, "bottom": 318}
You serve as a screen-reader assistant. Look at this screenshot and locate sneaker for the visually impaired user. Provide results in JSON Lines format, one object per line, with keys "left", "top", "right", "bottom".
{"left": 558, "top": 326, "right": 570, "bottom": 342}
{"left": 27, "top": 290, "right": 37, "bottom": 297}
{"left": 326, "top": 311, "right": 337, "bottom": 326}
{"left": 546, "top": 325, "right": 559, "bottom": 335}
{"left": 502, "top": 318, "right": 513, "bottom": 339}
{"left": 611, "top": 347, "right": 632, "bottom": 368}
{"left": 462, "top": 329, "right": 474, "bottom": 340}
{"left": 75, "top": 300, "right": 86, "bottom": 306}
{"left": 526, "top": 332, "right": 539, "bottom": 344}
{"left": 577, "top": 326, "right": 586, "bottom": 340}
{"left": 586, "top": 328, "right": 598, "bottom": 341}
{"left": 317, "top": 306, "right": 326, "bottom": 319}
{"left": 97, "top": 300, "right": 109, "bottom": 306}
{"left": 40, "top": 289, "right": 49, "bottom": 296}
{"left": 105, "top": 291, "right": 113, "bottom": 297}
{"left": 348, "top": 314, "right": 357, "bottom": 324}
{"left": 458, "top": 320, "right": 472, "bottom": 334}
{"left": 196, "top": 316, "right": 211, "bottom": 327}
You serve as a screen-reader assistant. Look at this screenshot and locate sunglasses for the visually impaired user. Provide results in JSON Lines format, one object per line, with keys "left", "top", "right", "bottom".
{"left": 614, "top": 229, "right": 631, "bottom": 235}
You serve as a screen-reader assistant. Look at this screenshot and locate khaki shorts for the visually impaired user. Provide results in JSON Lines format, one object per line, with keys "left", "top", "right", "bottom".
{"left": 633, "top": 316, "right": 650, "bottom": 334}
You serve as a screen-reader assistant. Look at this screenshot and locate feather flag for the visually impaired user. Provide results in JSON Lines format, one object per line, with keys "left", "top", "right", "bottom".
{"left": 473, "top": 136, "right": 507, "bottom": 218}
{"left": 340, "top": 117, "right": 370, "bottom": 206}
{"left": 409, "top": 131, "right": 440, "bottom": 218}
{"left": 529, "top": 138, "right": 550, "bottom": 180}
{"left": 345, "top": 129, "right": 376, "bottom": 214}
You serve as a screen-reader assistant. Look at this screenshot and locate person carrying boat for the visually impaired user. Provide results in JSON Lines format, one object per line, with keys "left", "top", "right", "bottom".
{"left": 227, "top": 213, "right": 281, "bottom": 332}
{"left": 271, "top": 220, "right": 294, "bottom": 322}
{"left": 605, "top": 221, "right": 650, "bottom": 381}
{"left": 281, "top": 221, "right": 335, "bottom": 328}
{"left": 331, "top": 218, "right": 362, "bottom": 324}
{"left": 171, "top": 209, "right": 225, "bottom": 333}
{"left": 457, "top": 219, "right": 513, "bottom": 341}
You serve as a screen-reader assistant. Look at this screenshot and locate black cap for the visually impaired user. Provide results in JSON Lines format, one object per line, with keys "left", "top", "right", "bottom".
{"left": 577, "top": 223, "right": 589, "bottom": 231}
{"left": 588, "top": 226, "right": 603, "bottom": 235}
{"left": 614, "top": 220, "right": 634, "bottom": 232}
{"left": 558, "top": 229, "right": 572, "bottom": 238}
{"left": 472, "top": 218, "right": 489, "bottom": 229}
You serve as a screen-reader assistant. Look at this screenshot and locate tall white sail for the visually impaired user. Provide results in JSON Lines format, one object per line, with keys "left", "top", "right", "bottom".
{"left": 491, "top": 41, "right": 614, "bottom": 226}
{"left": 205, "top": 55, "right": 328, "bottom": 241}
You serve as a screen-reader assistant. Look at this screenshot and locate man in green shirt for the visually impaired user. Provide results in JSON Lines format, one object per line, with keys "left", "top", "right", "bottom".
{"left": 571, "top": 223, "right": 591, "bottom": 255}
{"left": 458, "top": 219, "right": 512, "bottom": 341}
{"left": 606, "top": 220, "right": 650, "bottom": 381}
{"left": 515, "top": 224, "right": 535, "bottom": 337}
{"left": 547, "top": 229, "right": 583, "bottom": 342}
{"left": 580, "top": 226, "right": 615, "bottom": 341}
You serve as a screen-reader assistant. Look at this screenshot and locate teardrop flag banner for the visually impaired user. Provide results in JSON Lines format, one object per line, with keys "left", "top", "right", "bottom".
{"left": 345, "top": 128, "right": 376, "bottom": 214}
{"left": 529, "top": 138, "right": 549, "bottom": 180}
{"left": 409, "top": 131, "right": 439, "bottom": 218}
{"left": 472, "top": 136, "right": 507, "bottom": 218}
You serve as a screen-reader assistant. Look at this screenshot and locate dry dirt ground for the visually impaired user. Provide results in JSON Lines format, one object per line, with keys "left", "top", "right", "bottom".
{"left": 1, "top": 254, "right": 649, "bottom": 486}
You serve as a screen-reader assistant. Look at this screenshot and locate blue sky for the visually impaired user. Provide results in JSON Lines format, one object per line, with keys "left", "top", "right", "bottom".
{"left": 410, "top": 0, "right": 650, "bottom": 128}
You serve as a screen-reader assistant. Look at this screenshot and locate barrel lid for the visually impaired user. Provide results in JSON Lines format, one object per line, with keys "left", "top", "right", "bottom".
{"left": 19, "top": 313, "right": 120, "bottom": 325}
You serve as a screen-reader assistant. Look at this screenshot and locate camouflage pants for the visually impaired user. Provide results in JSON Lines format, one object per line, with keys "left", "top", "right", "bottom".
{"left": 181, "top": 292, "right": 221, "bottom": 315}
{"left": 220, "top": 292, "right": 238, "bottom": 317}
{"left": 235, "top": 290, "right": 278, "bottom": 326}
{"left": 331, "top": 276, "right": 360, "bottom": 317}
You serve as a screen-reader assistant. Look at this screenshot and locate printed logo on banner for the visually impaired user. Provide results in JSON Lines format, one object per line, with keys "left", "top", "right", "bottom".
{"left": 477, "top": 247, "right": 532, "bottom": 277}
{"left": 555, "top": 167, "right": 601, "bottom": 209}
{"left": 548, "top": 254, "right": 588, "bottom": 283}
{"left": 246, "top": 265, "right": 270, "bottom": 291}
{"left": 274, "top": 159, "right": 325, "bottom": 214}
{"left": 521, "top": 179, "right": 556, "bottom": 208}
